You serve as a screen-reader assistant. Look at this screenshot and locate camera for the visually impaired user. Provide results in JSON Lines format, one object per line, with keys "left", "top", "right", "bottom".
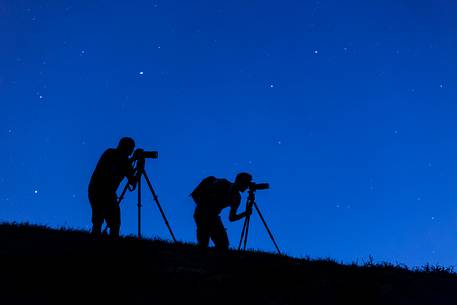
{"left": 132, "top": 148, "right": 159, "bottom": 160}
{"left": 249, "top": 182, "right": 270, "bottom": 191}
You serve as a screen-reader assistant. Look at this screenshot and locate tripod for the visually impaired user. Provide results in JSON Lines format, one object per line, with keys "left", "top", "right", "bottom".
{"left": 116, "top": 161, "right": 177, "bottom": 242}
{"left": 238, "top": 189, "right": 281, "bottom": 254}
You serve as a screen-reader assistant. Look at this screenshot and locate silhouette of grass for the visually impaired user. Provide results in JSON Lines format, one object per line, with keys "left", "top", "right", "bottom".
{"left": 1, "top": 222, "right": 456, "bottom": 305}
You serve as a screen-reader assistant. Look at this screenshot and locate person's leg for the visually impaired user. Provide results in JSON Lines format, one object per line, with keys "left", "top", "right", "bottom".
{"left": 89, "top": 193, "right": 103, "bottom": 237}
{"left": 210, "top": 216, "right": 229, "bottom": 250}
{"left": 106, "top": 206, "right": 120, "bottom": 238}
{"left": 105, "top": 194, "right": 120, "bottom": 238}
{"left": 194, "top": 211, "right": 210, "bottom": 249}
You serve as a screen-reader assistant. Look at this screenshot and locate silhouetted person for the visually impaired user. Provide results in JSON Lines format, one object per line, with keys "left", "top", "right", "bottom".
{"left": 190, "top": 172, "right": 253, "bottom": 250}
{"left": 88, "top": 137, "right": 136, "bottom": 237}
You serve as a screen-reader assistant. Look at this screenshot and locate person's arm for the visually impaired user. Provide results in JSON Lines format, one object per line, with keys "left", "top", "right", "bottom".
{"left": 228, "top": 193, "right": 251, "bottom": 222}
{"left": 123, "top": 156, "right": 139, "bottom": 188}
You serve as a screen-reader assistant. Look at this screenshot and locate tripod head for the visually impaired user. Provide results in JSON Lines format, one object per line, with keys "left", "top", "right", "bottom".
{"left": 247, "top": 188, "right": 256, "bottom": 203}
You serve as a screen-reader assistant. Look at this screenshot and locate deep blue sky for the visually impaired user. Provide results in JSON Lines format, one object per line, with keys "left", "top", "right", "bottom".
{"left": 2, "top": 0, "right": 457, "bottom": 266}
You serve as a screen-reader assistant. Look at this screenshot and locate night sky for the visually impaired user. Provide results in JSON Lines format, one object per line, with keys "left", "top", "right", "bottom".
{"left": 2, "top": 0, "right": 457, "bottom": 267}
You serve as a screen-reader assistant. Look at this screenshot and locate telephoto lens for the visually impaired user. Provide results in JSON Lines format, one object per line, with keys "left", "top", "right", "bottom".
{"left": 249, "top": 182, "right": 270, "bottom": 191}
{"left": 142, "top": 151, "right": 158, "bottom": 159}
{"left": 132, "top": 149, "right": 159, "bottom": 160}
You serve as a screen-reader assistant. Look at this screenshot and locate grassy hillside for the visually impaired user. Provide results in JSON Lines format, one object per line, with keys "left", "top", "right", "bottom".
{"left": 1, "top": 223, "right": 456, "bottom": 305}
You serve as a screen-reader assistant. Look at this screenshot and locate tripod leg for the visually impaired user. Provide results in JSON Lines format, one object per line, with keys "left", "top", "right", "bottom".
{"left": 137, "top": 177, "right": 142, "bottom": 239}
{"left": 142, "top": 171, "right": 177, "bottom": 242}
{"left": 117, "top": 182, "right": 130, "bottom": 205}
{"left": 238, "top": 217, "right": 248, "bottom": 250}
{"left": 253, "top": 202, "right": 281, "bottom": 254}
{"left": 243, "top": 216, "right": 250, "bottom": 250}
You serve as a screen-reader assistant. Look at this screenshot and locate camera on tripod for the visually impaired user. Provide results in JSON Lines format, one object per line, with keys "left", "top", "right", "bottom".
{"left": 132, "top": 148, "right": 159, "bottom": 161}
{"left": 240, "top": 180, "right": 280, "bottom": 254}
{"left": 117, "top": 147, "right": 176, "bottom": 242}
{"left": 249, "top": 182, "right": 270, "bottom": 191}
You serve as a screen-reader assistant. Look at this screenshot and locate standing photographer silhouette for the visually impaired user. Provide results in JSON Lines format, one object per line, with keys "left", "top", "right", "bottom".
{"left": 190, "top": 172, "right": 253, "bottom": 250}
{"left": 88, "top": 137, "right": 137, "bottom": 237}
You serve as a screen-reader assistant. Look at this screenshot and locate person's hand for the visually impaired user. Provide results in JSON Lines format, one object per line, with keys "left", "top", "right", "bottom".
{"left": 132, "top": 148, "right": 144, "bottom": 160}
{"left": 127, "top": 172, "right": 140, "bottom": 190}
{"left": 128, "top": 177, "right": 137, "bottom": 187}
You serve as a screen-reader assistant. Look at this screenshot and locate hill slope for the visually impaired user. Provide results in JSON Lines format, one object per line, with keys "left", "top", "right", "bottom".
{"left": 1, "top": 223, "right": 456, "bottom": 305}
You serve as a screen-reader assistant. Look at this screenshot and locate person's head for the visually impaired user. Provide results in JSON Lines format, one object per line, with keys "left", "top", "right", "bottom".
{"left": 234, "top": 172, "right": 253, "bottom": 192}
{"left": 117, "top": 137, "right": 135, "bottom": 157}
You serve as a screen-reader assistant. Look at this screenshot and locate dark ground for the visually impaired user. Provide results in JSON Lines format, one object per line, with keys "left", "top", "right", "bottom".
{"left": 1, "top": 223, "right": 456, "bottom": 305}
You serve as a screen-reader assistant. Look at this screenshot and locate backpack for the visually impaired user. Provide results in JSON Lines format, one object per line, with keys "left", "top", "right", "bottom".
{"left": 190, "top": 176, "right": 217, "bottom": 204}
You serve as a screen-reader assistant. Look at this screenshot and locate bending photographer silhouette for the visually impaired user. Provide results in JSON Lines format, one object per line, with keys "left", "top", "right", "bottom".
{"left": 190, "top": 172, "right": 253, "bottom": 250}
{"left": 88, "top": 137, "right": 137, "bottom": 237}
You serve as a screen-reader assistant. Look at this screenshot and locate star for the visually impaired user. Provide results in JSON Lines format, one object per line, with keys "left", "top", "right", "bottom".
{"left": 313, "top": 50, "right": 319, "bottom": 54}
{"left": 34, "top": 190, "right": 39, "bottom": 195}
